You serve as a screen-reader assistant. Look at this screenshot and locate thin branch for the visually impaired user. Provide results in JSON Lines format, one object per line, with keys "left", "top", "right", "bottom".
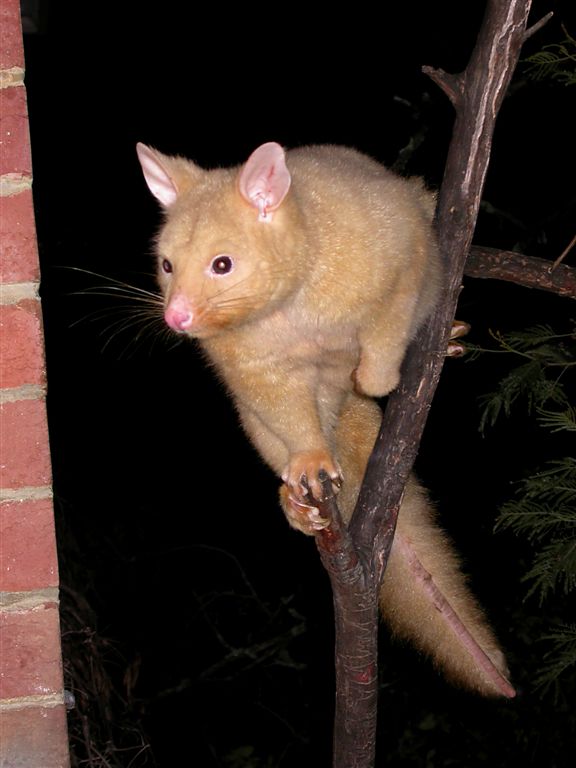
{"left": 421, "top": 66, "right": 463, "bottom": 106}
{"left": 315, "top": 473, "right": 366, "bottom": 588}
{"left": 524, "top": 11, "right": 554, "bottom": 41}
{"left": 466, "top": 245, "right": 576, "bottom": 298}
{"left": 551, "top": 233, "right": 576, "bottom": 272}
{"left": 316, "top": 477, "right": 379, "bottom": 767}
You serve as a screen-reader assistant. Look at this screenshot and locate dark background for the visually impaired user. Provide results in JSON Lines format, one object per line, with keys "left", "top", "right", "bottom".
{"left": 22, "top": 1, "right": 575, "bottom": 765}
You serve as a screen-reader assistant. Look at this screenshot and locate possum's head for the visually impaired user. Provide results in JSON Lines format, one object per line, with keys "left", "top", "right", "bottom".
{"left": 137, "top": 142, "right": 305, "bottom": 339}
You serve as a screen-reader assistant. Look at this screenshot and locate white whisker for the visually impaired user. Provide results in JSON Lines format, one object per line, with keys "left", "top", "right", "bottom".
{"left": 62, "top": 265, "right": 171, "bottom": 358}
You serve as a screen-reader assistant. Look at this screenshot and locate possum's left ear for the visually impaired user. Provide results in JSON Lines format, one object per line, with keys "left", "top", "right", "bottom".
{"left": 238, "top": 142, "right": 291, "bottom": 222}
{"left": 136, "top": 143, "right": 180, "bottom": 207}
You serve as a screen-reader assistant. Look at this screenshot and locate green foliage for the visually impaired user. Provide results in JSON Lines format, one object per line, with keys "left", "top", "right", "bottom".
{"left": 533, "top": 625, "right": 576, "bottom": 698}
{"left": 476, "top": 325, "right": 576, "bottom": 433}
{"left": 523, "top": 27, "right": 576, "bottom": 86}
{"left": 478, "top": 324, "right": 576, "bottom": 694}
{"left": 537, "top": 404, "right": 576, "bottom": 433}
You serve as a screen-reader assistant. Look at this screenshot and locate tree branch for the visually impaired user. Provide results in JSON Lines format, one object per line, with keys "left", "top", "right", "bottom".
{"left": 315, "top": 2, "right": 535, "bottom": 766}
{"left": 315, "top": 478, "right": 379, "bottom": 766}
{"left": 466, "top": 245, "right": 576, "bottom": 299}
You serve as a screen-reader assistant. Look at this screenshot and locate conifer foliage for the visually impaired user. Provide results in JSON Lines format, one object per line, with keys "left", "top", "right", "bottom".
{"left": 478, "top": 325, "right": 576, "bottom": 696}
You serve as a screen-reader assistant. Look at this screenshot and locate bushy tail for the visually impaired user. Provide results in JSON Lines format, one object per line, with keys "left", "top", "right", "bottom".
{"left": 335, "top": 394, "right": 515, "bottom": 697}
{"left": 381, "top": 478, "right": 515, "bottom": 697}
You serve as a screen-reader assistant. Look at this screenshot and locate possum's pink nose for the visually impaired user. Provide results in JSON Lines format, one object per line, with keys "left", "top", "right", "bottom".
{"left": 165, "top": 294, "right": 194, "bottom": 332}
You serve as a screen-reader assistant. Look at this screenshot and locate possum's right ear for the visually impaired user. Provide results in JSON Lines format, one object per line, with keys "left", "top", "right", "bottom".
{"left": 136, "top": 143, "right": 179, "bottom": 208}
{"left": 238, "top": 142, "right": 291, "bottom": 222}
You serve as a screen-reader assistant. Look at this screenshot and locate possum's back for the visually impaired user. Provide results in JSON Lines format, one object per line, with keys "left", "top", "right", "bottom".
{"left": 280, "top": 144, "right": 441, "bottom": 326}
{"left": 286, "top": 144, "right": 436, "bottom": 226}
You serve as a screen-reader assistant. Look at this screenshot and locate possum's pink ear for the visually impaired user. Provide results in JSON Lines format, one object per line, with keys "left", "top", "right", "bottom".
{"left": 136, "top": 143, "right": 179, "bottom": 207}
{"left": 238, "top": 142, "right": 291, "bottom": 221}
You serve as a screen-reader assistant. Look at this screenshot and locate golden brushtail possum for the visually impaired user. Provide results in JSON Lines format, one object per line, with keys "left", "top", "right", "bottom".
{"left": 137, "top": 141, "right": 515, "bottom": 697}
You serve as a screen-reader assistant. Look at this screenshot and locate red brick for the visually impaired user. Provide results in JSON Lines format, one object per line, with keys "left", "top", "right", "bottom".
{"left": 0, "top": 704, "right": 69, "bottom": 768}
{"left": 0, "top": 602, "right": 64, "bottom": 699}
{"left": 0, "top": 87, "right": 32, "bottom": 177}
{"left": 0, "top": 0, "right": 24, "bottom": 71}
{"left": 0, "top": 399, "right": 52, "bottom": 490}
{"left": 0, "top": 497, "right": 58, "bottom": 591}
{"left": 0, "top": 300, "right": 46, "bottom": 389}
{"left": 0, "top": 190, "right": 39, "bottom": 283}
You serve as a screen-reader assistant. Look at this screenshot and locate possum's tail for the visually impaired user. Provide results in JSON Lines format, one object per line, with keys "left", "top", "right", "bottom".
{"left": 381, "top": 478, "right": 515, "bottom": 697}
{"left": 335, "top": 394, "right": 515, "bottom": 698}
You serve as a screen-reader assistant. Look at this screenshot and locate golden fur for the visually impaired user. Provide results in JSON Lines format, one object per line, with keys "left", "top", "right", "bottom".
{"left": 137, "top": 141, "right": 514, "bottom": 696}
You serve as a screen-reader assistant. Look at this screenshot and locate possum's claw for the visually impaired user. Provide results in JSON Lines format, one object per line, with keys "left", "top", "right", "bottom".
{"left": 447, "top": 319, "right": 471, "bottom": 358}
{"left": 281, "top": 449, "right": 342, "bottom": 504}
{"left": 279, "top": 485, "right": 331, "bottom": 535}
{"left": 280, "top": 449, "right": 342, "bottom": 532}
{"left": 450, "top": 320, "right": 471, "bottom": 340}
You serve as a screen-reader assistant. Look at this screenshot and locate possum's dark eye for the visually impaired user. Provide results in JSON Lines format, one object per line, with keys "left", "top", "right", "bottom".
{"left": 210, "top": 255, "right": 234, "bottom": 275}
{"left": 161, "top": 258, "right": 173, "bottom": 274}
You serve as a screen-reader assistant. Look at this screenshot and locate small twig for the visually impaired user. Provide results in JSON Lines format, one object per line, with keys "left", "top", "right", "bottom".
{"left": 551, "top": 233, "right": 576, "bottom": 272}
{"left": 523, "top": 11, "right": 554, "bottom": 41}
{"left": 421, "top": 66, "right": 463, "bottom": 106}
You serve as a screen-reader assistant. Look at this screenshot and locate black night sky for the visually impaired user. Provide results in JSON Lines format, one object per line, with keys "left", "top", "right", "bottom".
{"left": 22, "top": 1, "right": 576, "bottom": 766}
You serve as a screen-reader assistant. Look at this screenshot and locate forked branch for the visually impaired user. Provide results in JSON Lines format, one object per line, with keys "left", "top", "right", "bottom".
{"left": 315, "top": 2, "right": 536, "bottom": 767}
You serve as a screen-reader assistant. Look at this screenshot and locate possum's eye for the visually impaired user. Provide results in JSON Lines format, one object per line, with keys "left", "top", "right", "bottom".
{"left": 161, "top": 258, "right": 173, "bottom": 274}
{"left": 210, "top": 255, "right": 234, "bottom": 275}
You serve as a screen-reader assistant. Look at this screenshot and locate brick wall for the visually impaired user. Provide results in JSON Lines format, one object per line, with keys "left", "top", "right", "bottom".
{"left": 0, "top": 1, "right": 70, "bottom": 765}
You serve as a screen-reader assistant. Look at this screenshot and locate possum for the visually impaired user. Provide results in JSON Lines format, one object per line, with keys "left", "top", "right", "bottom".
{"left": 136, "top": 140, "right": 515, "bottom": 697}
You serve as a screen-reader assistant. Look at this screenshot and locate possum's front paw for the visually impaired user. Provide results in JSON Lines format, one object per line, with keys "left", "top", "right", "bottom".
{"left": 279, "top": 485, "right": 330, "bottom": 535}
{"left": 281, "top": 449, "right": 342, "bottom": 505}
